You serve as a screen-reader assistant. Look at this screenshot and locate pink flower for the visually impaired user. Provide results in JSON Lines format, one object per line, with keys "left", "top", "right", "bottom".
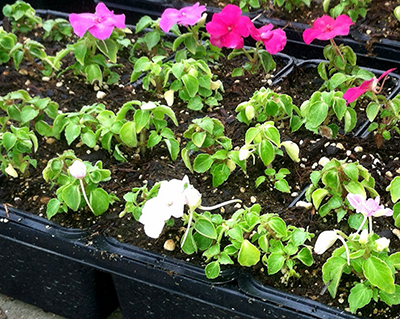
{"left": 250, "top": 24, "right": 286, "bottom": 54}
{"left": 69, "top": 3, "right": 125, "bottom": 40}
{"left": 302, "top": 15, "right": 353, "bottom": 45}
{"left": 69, "top": 160, "right": 86, "bottom": 179}
{"left": 346, "top": 193, "right": 393, "bottom": 217}
{"left": 343, "top": 68, "right": 396, "bottom": 104}
{"left": 206, "top": 4, "right": 253, "bottom": 49}
{"left": 159, "top": 2, "right": 206, "bottom": 32}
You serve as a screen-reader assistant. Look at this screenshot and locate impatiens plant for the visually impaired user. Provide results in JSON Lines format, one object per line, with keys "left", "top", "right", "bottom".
{"left": 55, "top": 3, "right": 128, "bottom": 85}
{"left": 43, "top": 150, "right": 118, "bottom": 218}
{"left": 234, "top": 0, "right": 267, "bottom": 12}
{"left": 315, "top": 194, "right": 399, "bottom": 314}
{"left": 299, "top": 90, "right": 355, "bottom": 138}
{"left": 159, "top": 2, "right": 206, "bottom": 33}
{"left": 347, "top": 193, "right": 393, "bottom": 235}
{"left": 206, "top": 204, "right": 314, "bottom": 282}
{"left": 306, "top": 158, "right": 378, "bottom": 223}
{"left": 0, "top": 125, "right": 37, "bottom": 178}
{"left": 238, "top": 121, "right": 300, "bottom": 171}
{"left": 322, "top": 0, "right": 371, "bottom": 22}
{"left": 343, "top": 68, "right": 396, "bottom": 105}
{"left": 181, "top": 117, "right": 245, "bottom": 187}
{"left": 206, "top": 5, "right": 252, "bottom": 50}
{"left": 0, "top": 89, "right": 59, "bottom": 136}
{"left": 129, "top": 15, "right": 175, "bottom": 61}
{"left": 303, "top": 15, "right": 357, "bottom": 78}
{"left": 42, "top": 18, "right": 73, "bottom": 42}
{"left": 273, "top": 0, "right": 311, "bottom": 12}
{"left": 342, "top": 68, "right": 397, "bottom": 147}
{"left": 132, "top": 57, "right": 223, "bottom": 110}
{"left": 69, "top": 2, "right": 125, "bottom": 40}
{"left": 52, "top": 100, "right": 179, "bottom": 161}
{"left": 0, "top": 28, "right": 62, "bottom": 75}
{"left": 2, "top": 0, "right": 42, "bottom": 33}
{"left": 206, "top": 5, "right": 287, "bottom": 75}
{"left": 365, "top": 93, "right": 400, "bottom": 147}
{"left": 159, "top": 3, "right": 221, "bottom": 61}
{"left": 236, "top": 87, "right": 302, "bottom": 129}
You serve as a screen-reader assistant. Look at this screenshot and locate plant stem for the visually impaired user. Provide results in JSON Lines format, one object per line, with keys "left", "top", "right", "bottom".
{"left": 79, "top": 179, "right": 94, "bottom": 214}
{"left": 181, "top": 208, "right": 194, "bottom": 247}
{"left": 199, "top": 199, "right": 241, "bottom": 211}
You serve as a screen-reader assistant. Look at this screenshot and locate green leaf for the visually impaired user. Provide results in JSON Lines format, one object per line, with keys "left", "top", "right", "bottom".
{"left": 210, "top": 163, "right": 230, "bottom": 187}
{"left": 181, "top": 228, "right": 197, "bottom": 254}
{"left": 85, "top": 64, "right": 102, "bottom": 85}
{"left": 134, "top": 109, "right": 150, "bottom": 133}
{"left": 182, "top": 74, "right": 199, "bottom": 98}
{"left": 312, "top": 188, "right": 329, "bottom": 210}
{"left": 389, "top": 252, "right": 400, "bottom": 270}
{"left": 2, "top": 132, "right": 17, "bottom": 151}
{"left": 89, "top": 188, "right": 110, "bottom": 216}
{"left": 348, "top": 283, "right": 373, "bottom": 313}
{"left": 120, "top": 122, "right": 137, "bottom": 147}
{"left": 238, "top": 239, "right": 260, "bottom": 267}
{"left": 268, "top": 216, "right": 287, "bottom": 237}
{"left": 363, "top": 256, "right": 395, "bottom": 294}
{"left": 322, "top": 256, "right": 347, "bottom": 298}
{"left": 62, "top": 183, "right": 80, "bottom": 211}
{"left": 380, "top": 284, "right": 400, "bottom": 306}
{"left": 96, "top": 38, "right": 118, "bottom": 63}
{"left": 258, "top": 140, "right": 274, "bottom": 166}
{"left": 366, "top": 102, "right": 380, "bottom": 122}
{"left": 205, "top": 261, "right": 220, "bottom": 279}
{"left": 192, "top": 131, "right": 206, "bottom": 148}
{"left": 81, "top": 131, "right": 97, "bottom": 148}
{"left": 194, "top": 215, "right": 217, "bottom": 239}
{"left": 193, "top": 154, "right": 213, "bottom": 173}
{"left": 296, "top": 247, "right": 313, "bottom": 266}
{"left": 21, "top": 106, "right": 39, "bottom": 123}
{"left": 344, "top": 107, "right": 357, "bottom": 133}
{"left": 267, "top": 253, "right": 285, "bottom": 275}
{"left": 46, "top": 198, "right": 61, "bottom": 219}
{"left": 387, "top": 177, "right": 400, "bottom": 203}
{"left": 65, "top": 124, "right": 81, "bottom": 145}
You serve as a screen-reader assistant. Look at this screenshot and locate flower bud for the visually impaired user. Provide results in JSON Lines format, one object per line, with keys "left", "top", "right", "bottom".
{"left": 239, "top": 147, "right": 250, "bottom": 161}
{"left": 375, "top": 237, "right": 390, "bottom": 252}
{"left": 184, "top": 186, "right": 202, "bottom": 209}
{"left": 359, "top": 229, "right": 369, "bottom": 244}
{"left": 141, "top": 101, "right": 157, "bottom": 110}
{"left": 314, "top": 230, "right": 338, "bottom": 254}
{"left": 69, "top": 160, "right": 86, "bottom": 179}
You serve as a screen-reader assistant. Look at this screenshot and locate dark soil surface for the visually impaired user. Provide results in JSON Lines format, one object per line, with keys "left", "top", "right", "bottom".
{"left": 1, "top": 11, "right": 400, "bottom": 319}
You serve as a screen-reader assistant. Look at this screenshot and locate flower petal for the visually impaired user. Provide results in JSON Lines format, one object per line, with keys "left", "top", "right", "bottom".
{"left": 69, "top": 13, "right": 95, "bottom": 37}
{"left": 159, "top": 8, "right": 181, "bottom": 32}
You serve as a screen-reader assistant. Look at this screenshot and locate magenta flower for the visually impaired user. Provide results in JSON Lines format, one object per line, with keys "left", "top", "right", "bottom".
{"left": 206, "top": 4, "right": 253, "bottom": 49}
{"left": 302, "top": 15, "right": 353, "bottom": 45}
{"left": 159, "top": 2, "right": 206, "bottom": 33}
{"left": 346, "top": 193, "right": 393, "bottom": 218}
{"left": 250, "top": 24, "right": 287, "bottom": 54}
{"left": 343, "top": 68, "right": 396, "bottom": 104}
{"left": 69, "top": 3, "right": 125, "bottom": 40}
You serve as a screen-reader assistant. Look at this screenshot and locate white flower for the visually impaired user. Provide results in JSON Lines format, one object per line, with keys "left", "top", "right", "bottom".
{"left": 375, "top": 237, "right": 390, "bottom": 252}
{"left": 314, "top": 230, "right": 338, "bottom": 254}
{"left": 69, "top": 160, "right": 86, "bottom": 179}
{"left": 139, "top": 197, "right": 172, "bottom": 238}
{"left": 139, "top": 175, "right": 202, "bottom": 238}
